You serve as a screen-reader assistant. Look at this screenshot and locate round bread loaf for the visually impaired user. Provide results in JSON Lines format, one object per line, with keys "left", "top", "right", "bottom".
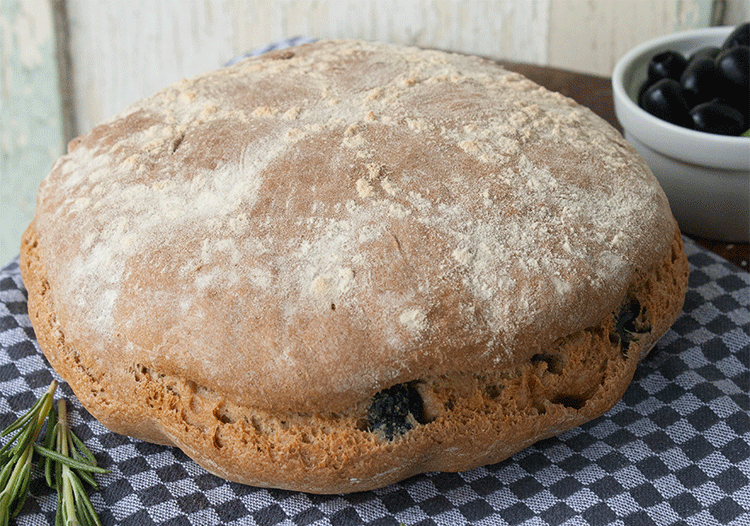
{"left": 21, "top": 39, "right": 689, "bottom": 493}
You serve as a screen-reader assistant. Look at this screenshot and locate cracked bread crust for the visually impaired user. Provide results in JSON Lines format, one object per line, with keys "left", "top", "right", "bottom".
{"left": 21, "top": 40, "right": 689, "bottom": 493}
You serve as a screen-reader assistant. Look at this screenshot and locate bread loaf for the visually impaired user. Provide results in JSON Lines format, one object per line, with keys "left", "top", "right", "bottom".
{"left": 21, "top": 40, "right": 689, "bottom": 493}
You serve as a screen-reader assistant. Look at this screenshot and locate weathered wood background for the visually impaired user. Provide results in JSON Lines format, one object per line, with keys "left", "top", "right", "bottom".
{"left": 1, "top": 0, "right": 747, "bottom": 262}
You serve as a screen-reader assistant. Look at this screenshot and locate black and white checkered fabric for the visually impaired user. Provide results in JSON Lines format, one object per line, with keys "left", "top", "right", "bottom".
{"left": 224, "top": 36, "right": 317, "bottom": 66}
{"left": 2, "top": 235, "right": 748, "bottom": 526}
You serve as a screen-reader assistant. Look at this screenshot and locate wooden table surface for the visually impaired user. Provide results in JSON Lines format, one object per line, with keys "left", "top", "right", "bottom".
{"left": 499, "top": 61, "right": 749, "bottom": 272}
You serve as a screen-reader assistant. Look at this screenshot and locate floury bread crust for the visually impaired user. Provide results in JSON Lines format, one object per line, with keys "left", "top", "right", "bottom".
{"left": 21, "top": 40, "right": 688, "bottom": 493}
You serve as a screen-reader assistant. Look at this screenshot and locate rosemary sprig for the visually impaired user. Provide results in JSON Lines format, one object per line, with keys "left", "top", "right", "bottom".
{"left": 0, "top": 381, "right": 108, "bottom": 525}
{"left": 36, "top": 399, "right": 108, "bottom": 526}
{"left": 0, "top": 380, "right": 57, "bottom": 524}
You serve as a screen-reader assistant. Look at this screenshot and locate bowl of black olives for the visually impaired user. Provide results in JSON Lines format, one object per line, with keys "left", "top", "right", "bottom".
{"left": 613, "top": 24, "right": 749, "bottom": 242}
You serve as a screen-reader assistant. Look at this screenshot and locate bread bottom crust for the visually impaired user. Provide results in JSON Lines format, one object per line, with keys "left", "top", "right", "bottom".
{"left": 20, "top": 223, "right": 688, "bottom": 493}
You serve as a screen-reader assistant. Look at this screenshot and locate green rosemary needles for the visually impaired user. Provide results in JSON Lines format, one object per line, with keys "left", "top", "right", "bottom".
{"left": 0, "top": 381, "right": 107, "bottom": 525}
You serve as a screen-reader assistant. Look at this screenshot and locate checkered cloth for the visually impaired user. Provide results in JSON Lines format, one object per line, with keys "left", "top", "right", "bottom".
{"left": 224, "top": 36, "right": 317, "bottom": 66}
{"left": 2, "top": 235, "right": 748, "bottom": 526}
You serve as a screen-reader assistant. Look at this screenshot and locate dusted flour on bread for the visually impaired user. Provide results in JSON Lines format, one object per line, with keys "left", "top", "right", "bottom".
{"left": 22, "top": 40, "right": 688, "bottom": 493}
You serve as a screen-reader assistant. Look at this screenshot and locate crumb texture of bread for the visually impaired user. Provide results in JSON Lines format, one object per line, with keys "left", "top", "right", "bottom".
{"left": 21, "top": 40, "right": 688, "bottom": 493}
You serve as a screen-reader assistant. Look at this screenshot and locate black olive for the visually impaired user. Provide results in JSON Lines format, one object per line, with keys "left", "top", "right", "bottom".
{"left": 637, "top": 81, "right": 650, "bottom": 108}
{"left": 634, "top": 23, "right": 750, "bottom": 136}
{"left": 722, "top": 22, "right": 750, "bottom": 50}
{"left": 367, "top": 383, "right": 424, "bottom": 440}
{"left": 647, "top": 50, "right": 688, "bottom": 83}
{"left": 639, "top": 78, "right": 693, "bottom": 128}
{"left": 690, "top": 99, "right": 746, "bottom": 136}
{"left": 716, "top": 92, "right": 750, "bottom": 130}
{"left": 688, "top": 46, "right": 721, "bottom": 62}
{"left": 612, "top": 299, "right": 646, "bottom": 352}
{"left": 715, "top": 46, "right": 750, "bottom": 95}
{"left": 680, "top": 56, "right": 719, "bottom": 107}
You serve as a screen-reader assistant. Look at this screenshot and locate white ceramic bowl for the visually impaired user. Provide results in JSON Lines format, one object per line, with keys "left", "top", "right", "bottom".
{"left": 612, "top": 26, "right": 750, "bottom": 242}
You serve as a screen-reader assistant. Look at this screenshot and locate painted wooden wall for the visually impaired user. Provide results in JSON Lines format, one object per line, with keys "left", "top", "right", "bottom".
{"left": 1, "top": 0, "right": 63, "bottom": 263}
{"left": 2, "top": 0, "right": 748, "bottom": 262}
